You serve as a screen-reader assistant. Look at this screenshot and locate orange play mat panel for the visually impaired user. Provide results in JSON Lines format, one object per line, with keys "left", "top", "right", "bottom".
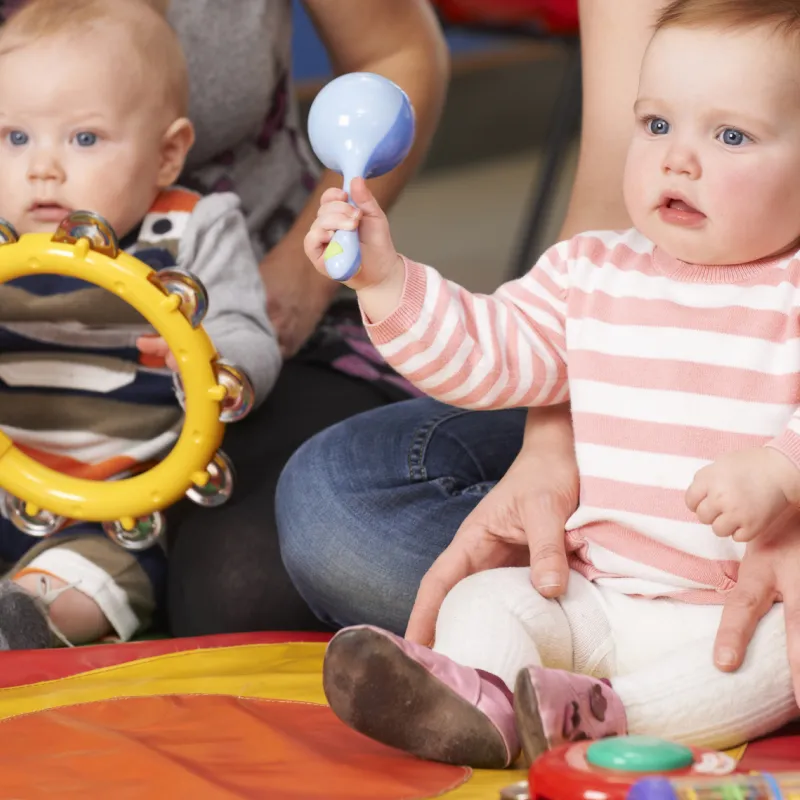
{"left": 0, "top": 633, "right": 795, "bottom": 798}
{"left": 0, "top": 694, "right": 470, "bottom": 798}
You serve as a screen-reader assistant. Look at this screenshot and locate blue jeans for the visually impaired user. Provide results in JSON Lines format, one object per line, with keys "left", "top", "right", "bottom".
{"left": 275, "top": 397, "right": 526, "bottom": 633}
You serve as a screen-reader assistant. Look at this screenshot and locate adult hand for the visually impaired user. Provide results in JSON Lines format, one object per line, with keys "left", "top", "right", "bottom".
{"left": 405, "top": 405, "right": 579, "bottom": 645}
{"left": 260, "top": 237, "right": 335, "bottom": 359}
{"left": 713, "top": 510, "right": 800, "bottom": 704}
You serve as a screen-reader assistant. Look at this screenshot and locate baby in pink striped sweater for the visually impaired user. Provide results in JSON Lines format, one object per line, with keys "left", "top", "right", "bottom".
{"left": 304, "top": 0, "right": 800, "bottom": 769}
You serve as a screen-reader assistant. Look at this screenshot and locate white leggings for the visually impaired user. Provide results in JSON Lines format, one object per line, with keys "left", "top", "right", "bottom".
{"left": 433, "top": 568, "right": 798, "bottom": 750}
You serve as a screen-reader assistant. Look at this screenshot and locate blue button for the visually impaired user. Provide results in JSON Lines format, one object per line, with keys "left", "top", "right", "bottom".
{"left": 628, "top": 777, "right": 678, "bottom": 800}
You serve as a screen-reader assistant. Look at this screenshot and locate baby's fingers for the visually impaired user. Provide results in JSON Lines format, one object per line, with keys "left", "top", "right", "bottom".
{"left": 320, "top": 187, "right": 349, "bottom": 204}
{"left": 693, "top": 497, "right": 720, "bottom": 526}
{"left": 316, "top": 200, "right": 359, "bottom": 221}
{"left": 732, "top": 527, "right": 757, "bottom": 543}
{"left": 304, "top": 209, "right": 359, "bottom": 266}
{"left": 304, "top": 225, "right": 333, "bottom": 260}
{"left": 315, "top": 208, "right": 360, "bottom": 236}
{"left": 711, "top": 513, "right": 740, "bottom": 539}
{"left": 685, "top": 472, "right": 708, "bottom": 511}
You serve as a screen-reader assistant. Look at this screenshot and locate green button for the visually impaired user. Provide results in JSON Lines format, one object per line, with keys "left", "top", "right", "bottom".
{"left": 586, "top": 736, "right": 695, "bottom": 773}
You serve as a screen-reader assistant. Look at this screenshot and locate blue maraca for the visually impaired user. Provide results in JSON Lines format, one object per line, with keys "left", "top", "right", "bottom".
{"left": 307, "top": 72, "right": 415, "bottom": 281}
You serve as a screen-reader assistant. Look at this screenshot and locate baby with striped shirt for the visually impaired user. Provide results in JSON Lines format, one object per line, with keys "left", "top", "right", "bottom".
{"left": 0, "top": 0, "right": 277, "bottom": 650}
{"left": 305, "top": 0, "right": 800, "bottom": 769}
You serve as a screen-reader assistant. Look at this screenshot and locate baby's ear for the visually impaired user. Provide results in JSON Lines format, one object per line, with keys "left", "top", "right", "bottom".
{"left": 157, "top": 118, "right": 195, "bottom": 187}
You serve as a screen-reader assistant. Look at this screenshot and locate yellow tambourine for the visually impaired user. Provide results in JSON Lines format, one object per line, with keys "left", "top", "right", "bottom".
{"left": 0, "top": 212, "right": 254, "bottom": 551}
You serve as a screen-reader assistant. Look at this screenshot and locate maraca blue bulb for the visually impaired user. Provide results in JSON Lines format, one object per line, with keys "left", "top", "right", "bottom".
{"left": 307, "top": 72, "right": 415, "bottom": 281}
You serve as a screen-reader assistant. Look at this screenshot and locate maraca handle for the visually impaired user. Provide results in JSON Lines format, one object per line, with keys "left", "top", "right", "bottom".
{"left": 323, "top": 227, "right": 361, "bottom": 281}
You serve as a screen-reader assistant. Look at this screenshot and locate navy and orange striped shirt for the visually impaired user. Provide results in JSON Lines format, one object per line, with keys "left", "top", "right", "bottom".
{"left": 0, "top": 187, "right": 278, "bottom": 482}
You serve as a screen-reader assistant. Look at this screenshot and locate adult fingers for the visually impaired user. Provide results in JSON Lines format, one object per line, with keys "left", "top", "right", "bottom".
{"left": 405, "top": 545, "right": 471, "bottom": 645}
{"left": 713, "top": 569, "right": 775, "bottom": 672}
{"left": 523, "top": 490, "right": 572, "bottom": 598}
{"left": 778, "top": 570, "right": 800, "bottom": 705}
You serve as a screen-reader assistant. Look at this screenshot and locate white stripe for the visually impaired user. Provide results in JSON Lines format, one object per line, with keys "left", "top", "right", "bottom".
{"left": 551, "top": 381, "right": 570, "bottom": 404}
{"left": 497, "top": 290, "right": 564, "bottom": 345}
{"left": 579, "top": 541, "right": 711, "bottom": 590}
{"left": 428, "top": 299, "right": 498, "bottom": 402}
{"left": 535, "top": 249, "right": 571, "bottom": 291}
{"left": 0, "top": 356, "right": 137, "bottom": 393}
{"left": 570, "top": 379, "right": 794, "bottom": 437}
{"left": 593, "top": 577, "right": 701, "bottom": 596}
{"left": 378, "top": 269, "right": 452, "bottom": 362}
{"left": 570, "top": 255, "right": 799, "bottom": 312}
{"left": 380, "top": 271, "right": 567, "bottom": 405}
{"left": 1, "top": 425, "right": 179, "bottom": 464}
{"left": 507, "top": 332, "right": 536, "bottom": 406}
{"left": 468, "top": 301, "right": 511, "bottom": 408}
{"left": 433, "top": 301, "right": 566, "bottom": 406}
{"left": 567, "top": 317, "right": 800, "bottom": 375}
{"left": 24, "top": 548, "right": 140, "bottom": 640}
{"left": 1, "top": 321, "right": 148, "bottom": 349}
{"left": 786, "top": 417, "right": 800, "bottom": 438}
{"left": 575, "top": 442, "right": 709, "bottom": 490}
{"left": 567, "top": 504, "right": 745, "bottom": 561}
{"left": 503, "top": 273, "right": 567, "bottom": 323}
{"left": 579, "top": 228, "right": 655, "bottom": 254}
{"left": 378, "top": 264, "right": 569, "bottom": 406}
{"left": 414, "top": 334, "right": 473, "bottom": 392}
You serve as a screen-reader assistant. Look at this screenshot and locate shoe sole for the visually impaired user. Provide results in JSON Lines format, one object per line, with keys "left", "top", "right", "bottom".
{"left": 323, "top": 627, "right": 510, "bottom": 769}
{"left": 513, "top": 669, "right": 548, "bottom": 767}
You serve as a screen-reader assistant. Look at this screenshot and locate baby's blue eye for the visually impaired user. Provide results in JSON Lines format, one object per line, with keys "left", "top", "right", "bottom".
{"left": 646, "top": 117, "right": 670, "bottom": 135}
{"left": 719, "top": 128, "right": 749, "bottom": 146}
{"left": 7, "top": 130, "right": 28, "bottom": 146}
{"left": 74, "top": 131, "right": 97, "bottom": 147}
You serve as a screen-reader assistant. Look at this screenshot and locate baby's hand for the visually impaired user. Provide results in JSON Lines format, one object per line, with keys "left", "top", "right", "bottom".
{"left": 136, "top": 334, "right": 178, "bottom": 372}
{"left": 304, "top": 178, "right": 405, "bottom": 318}
{"left": 686, "top": 447, "right": 800, "bottom": 542}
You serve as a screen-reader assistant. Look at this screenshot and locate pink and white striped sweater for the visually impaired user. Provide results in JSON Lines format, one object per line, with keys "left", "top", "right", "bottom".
{"left": 364, "top": 228, "right": 800, "bottom": 603}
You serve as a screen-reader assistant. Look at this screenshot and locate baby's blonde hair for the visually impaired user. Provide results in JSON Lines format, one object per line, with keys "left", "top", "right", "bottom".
{"left": 656, "top": 0, "right": 800, "bottom": 41}
{"left": 0, "top": 0, "right": 187, "bottom": 116}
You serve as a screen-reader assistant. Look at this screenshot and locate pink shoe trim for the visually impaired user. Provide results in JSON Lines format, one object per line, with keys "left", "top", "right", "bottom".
{"left": 519, "top": 666, "right": 627, "bottom": 750}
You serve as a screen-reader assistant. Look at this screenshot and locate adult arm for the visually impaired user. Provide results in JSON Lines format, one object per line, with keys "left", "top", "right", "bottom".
{"left": 262, "top": 0, "right": 449, "bottom": 357}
